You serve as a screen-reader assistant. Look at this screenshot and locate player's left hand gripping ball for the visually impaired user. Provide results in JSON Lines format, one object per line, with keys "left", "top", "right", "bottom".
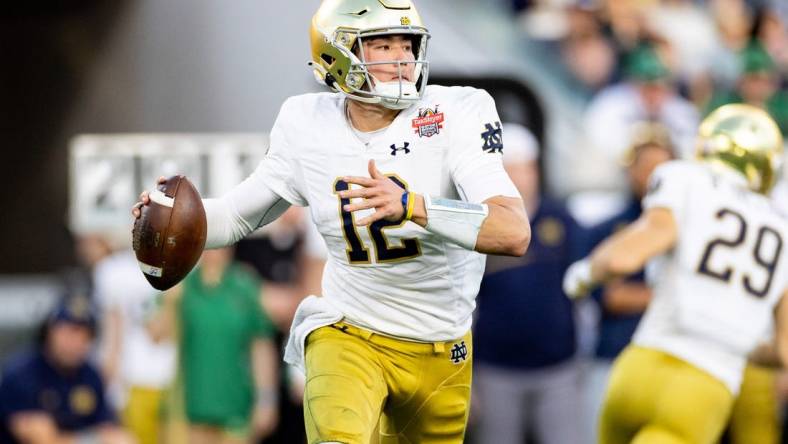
{"left": 563, "top": 259, "right": 594, "bottom": 299}
{"left": 341, "top": 160, "right": 407, "bottom": 225}
{"left": 132, "top": 175, "right": 207, "bottom": 290}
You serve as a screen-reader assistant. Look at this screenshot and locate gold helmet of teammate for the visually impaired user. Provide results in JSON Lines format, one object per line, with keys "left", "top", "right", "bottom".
{"left": 697, "top": 104, "right": 784, "bottom": 194}
{"left": 309, "top": 0, "right": 430, "bottom": 110}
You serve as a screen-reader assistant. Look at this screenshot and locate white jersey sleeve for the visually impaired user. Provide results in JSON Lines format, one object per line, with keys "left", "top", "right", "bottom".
{"left": 447, "top": 90, "right": 520, "bottom": 203}
{"left": 254, "top": 99, "right": 309, "bottom": 207}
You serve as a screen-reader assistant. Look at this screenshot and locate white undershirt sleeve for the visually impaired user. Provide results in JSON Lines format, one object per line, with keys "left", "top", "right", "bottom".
{"left": 204, "top": 98, "right": 308, "bottom": 249}
{"left": 203, "top": 169, "right": 292, "bottom": 249}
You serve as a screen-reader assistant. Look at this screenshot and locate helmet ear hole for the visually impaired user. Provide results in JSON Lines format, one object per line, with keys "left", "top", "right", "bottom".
{"left": 321, "top": 54, "right": 335, "bottom": 65}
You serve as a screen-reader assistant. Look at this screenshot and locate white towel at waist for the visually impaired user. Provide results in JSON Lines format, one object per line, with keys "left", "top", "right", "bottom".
{"left": 283, "top": 295, "right": 344, "bottom": 373}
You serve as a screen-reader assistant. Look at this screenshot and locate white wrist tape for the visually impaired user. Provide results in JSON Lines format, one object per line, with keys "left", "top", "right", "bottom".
{"left": 423, "top": 195, "right": 489, "bottom": 250}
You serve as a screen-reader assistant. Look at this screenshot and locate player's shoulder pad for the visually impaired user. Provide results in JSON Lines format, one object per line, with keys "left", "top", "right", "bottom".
{"left": 277, "top": 92, "right": 342, "bottom": 127}
{"left": 646, "top": 159, "right": 706, "bottom": 196}
{"left": 424, "top": 85, "right": 495, "bottom": 113}
{"left": 650, "top": 159, "right": 705, "bottom": 183}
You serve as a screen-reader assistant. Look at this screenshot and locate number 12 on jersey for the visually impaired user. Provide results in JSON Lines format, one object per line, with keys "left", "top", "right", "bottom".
{"left": 334, "top": 177, "right": 422, "bottom": 264}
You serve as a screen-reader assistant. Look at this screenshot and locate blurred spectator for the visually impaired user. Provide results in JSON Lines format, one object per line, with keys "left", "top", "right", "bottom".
{"left": 756, "top": 3, "right": 788, "bottom": 73}
{"left": 581, "top": 42, "right": 698, "bottom": 190}
{"left": 473, "top": 123, "right": 585, "bottom": 444}
{"left": 711, "top": 0, "right": 754, "bottom": 50}
{"left": 705, "top": 39, "right": 788, "bottom": 134}
{"left": 582, "top": 122, "right": 674, "bottom": 442}
{"left": 60, "top": 233, "right": 114, "bottom": 302}
{"left": 599, "top": 0, "right": 653, "bottom": 54}
{"left": 235, "top": 207, "right": 306, "bottom": 332}
{"left": 560, "top": 6, "right": 618, "bottom": 96}
{"left": 94, "top": 249, "right": 176, "bottom": 444}
{"left": 0, "top": 295, "right": 134, "bottom": 444}
{"left": 148, "top": 248, "right": 278, "bottom": 444}
{"left": 646, "top": 1, "right": 718, "bottom": 77}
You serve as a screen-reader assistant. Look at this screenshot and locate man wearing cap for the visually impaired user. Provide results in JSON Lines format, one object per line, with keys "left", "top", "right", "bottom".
{"left": 0, "top": 296, "right": 134, "bottom": 444}
{"left": 473, "top": 123, "right": 585, "bottom": 444}
{"left": 705, "top": 39, "right": 788, "bottom": 135}
{"left": 582, "top": 41, "right": 698, "bottom": 190}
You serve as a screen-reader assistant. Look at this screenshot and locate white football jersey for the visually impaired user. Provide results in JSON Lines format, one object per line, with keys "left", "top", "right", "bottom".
{"left": 635, "top": 160, "right": 788, "bottom": 394}
{"left": 258, "top": 85, "right": 519, "bottom": 341}
{"left": 94, "top": 250, "right": 176, "bottom": 390}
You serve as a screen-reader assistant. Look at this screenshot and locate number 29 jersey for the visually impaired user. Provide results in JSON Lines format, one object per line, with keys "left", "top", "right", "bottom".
{"left": 635, "top": 160, "right": 788, "bottom": 394}
{"left": 257, "top": 85, "right": 519, "bottom": 341}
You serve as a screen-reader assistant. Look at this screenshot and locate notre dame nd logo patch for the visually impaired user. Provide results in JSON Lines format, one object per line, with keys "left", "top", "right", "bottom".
{"left": 481, "top": 121, "right": 503, "bottom": 153}
{"left": 412, "top": 106, "right": 444, "bottom": 138}
{"left": 450, "top": 341, "right": 468, "bottom": 364}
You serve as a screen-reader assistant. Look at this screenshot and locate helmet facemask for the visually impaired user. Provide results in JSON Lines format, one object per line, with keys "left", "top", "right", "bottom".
{"left": 327, "top": 27, "right": 430, "bottom": 110}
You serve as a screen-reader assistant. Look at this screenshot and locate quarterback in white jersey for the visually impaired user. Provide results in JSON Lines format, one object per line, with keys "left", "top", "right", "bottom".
{"left": 133, "top": 1, "right": 529, "bottom": 442}
{"left": 564, "top": 104, "right": 788, "bottom": 444}
{"left": 258, "top": 85, "right": 519, "bottom": 343}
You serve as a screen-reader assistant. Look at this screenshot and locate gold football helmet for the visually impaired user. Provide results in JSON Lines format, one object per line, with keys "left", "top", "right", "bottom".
{"left": 309, "top": 0, "right": 430, "bottom": 109}
{"left": 696, "top": 104, "right": 784, "bottom": 194}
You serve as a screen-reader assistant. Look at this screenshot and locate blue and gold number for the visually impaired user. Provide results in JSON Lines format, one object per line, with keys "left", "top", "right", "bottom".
{"left": 696, "top": 208, "right": 783, "bottom": 298}
{"left": 697, "top": 209, "right": 747, "bottom": 282}
{"left": 334, "top": 177, "right": 421, "bottom": 264}
{"left": 334, "top": 179, "right": 370, "bottom": 263}
{"left": 744, "top": 226, "right": 783, "bottom": 297}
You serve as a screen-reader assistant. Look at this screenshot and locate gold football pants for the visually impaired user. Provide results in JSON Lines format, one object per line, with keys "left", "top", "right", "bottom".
{"left": 122, "top": 386, "right": 164, "bottom": 444}
{"left": 303, "top": 322, "right": 472, "bottom": 444}
{"left": 599, "top": 345, "right": 734, "bottom": 444}
{"left": 728, "top": 363, "right": 780, "bottom": 444}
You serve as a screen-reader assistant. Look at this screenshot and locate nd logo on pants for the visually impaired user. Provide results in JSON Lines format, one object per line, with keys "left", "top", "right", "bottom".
{"left": 303, "top": 322, "right": 472, "bottom": 444}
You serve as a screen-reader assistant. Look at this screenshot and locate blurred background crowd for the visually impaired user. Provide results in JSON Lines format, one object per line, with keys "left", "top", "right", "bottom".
{"left": 1, "top": 0, "right": 788, "bottom": 443}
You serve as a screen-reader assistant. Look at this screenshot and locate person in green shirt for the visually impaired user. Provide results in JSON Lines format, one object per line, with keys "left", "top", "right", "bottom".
{"left": 705, "top": 39, "right": 788, "bottom": 135}
{"left": 149, "top": 247, "right": 279, "bottom": 444}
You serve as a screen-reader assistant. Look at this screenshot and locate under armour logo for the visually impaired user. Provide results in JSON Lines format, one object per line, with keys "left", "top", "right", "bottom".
{"left": 450, "top": 341, "right": 468, "bottom": 364}
{"left": 481, "top": 122, "right": 503, "bottom": 153}
{"left": 390, "top": 142, "right": 411, "bottom": 156}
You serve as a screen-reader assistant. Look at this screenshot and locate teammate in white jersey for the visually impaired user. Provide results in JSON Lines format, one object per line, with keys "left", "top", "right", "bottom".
{"left": 563, "top": 103, "right": 788, "bottom": 444}
{"left": 133, "top": 1, "right": 529, "bottom": 442}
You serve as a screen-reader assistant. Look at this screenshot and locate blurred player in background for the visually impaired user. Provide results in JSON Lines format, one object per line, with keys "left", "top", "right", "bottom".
{"left": 583, "top": 122, "right": 675, "bottom": 440}
{"left": 148, "top": 247, "right": 279, "bottom": 444}
{"left": 724, "top": 356, "right": 782, "bottom": 444}
{"left": 0, "top": 295, "right": 135, "bottom": 444}
{"left": 132, "top": 0, "right": 530, "bottom": 442}
{"left": 564, "top": 104, "right": 788, "bottom": 444}
{"left": 473, "top": 123, "right": 584, "bottom": 444}
{"left": 94, "top": 247, "right": 176, "bottom": 444}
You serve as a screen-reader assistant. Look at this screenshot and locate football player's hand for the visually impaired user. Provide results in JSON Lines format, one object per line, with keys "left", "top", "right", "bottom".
{"left": 131, "top": 176, "right": 166, "bottom": 219}
{"left": 563, "top": 259, "right": 595, "bottom": 299}
{"left": 340, "top": 159, "right": 407, "bottom": 226}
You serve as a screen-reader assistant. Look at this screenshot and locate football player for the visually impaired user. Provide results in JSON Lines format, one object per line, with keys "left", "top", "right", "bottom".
{"left": 563, "top": 104, "right": 788, "bottom": 444}
{"left": 132, "top": 1, "right": 530, "bottom": 443}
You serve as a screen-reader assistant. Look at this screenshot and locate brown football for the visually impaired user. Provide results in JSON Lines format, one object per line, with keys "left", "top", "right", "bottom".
{"left": 132, "top": 175, "right": 207, "bottom": 291}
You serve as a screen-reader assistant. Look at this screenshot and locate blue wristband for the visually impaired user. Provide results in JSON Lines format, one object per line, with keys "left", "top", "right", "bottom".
{"left": 400, "top": 191, "right": 410, "bottom": 215}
